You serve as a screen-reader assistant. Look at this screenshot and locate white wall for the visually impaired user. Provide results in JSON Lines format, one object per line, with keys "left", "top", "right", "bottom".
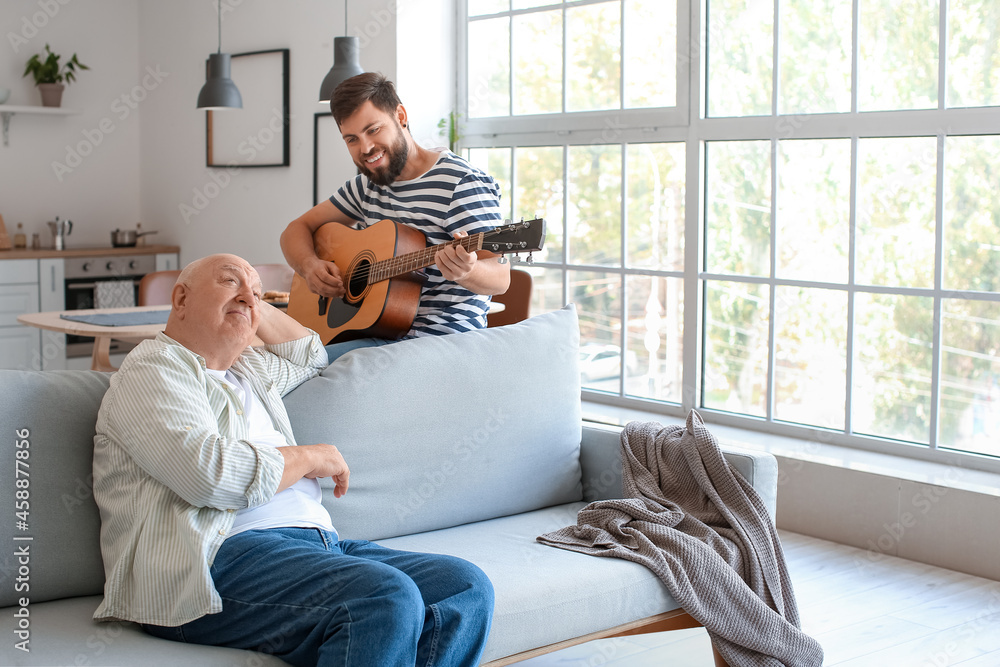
{"left": 0, "top": 0, "right": 142, "bottom": 249}
{"left": 1, "top": 0, "right": 462, "bottom": 267}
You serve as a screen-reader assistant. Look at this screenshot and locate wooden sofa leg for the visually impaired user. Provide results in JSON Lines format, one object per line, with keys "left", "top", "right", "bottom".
{"left": 712, "top": 644, "right": 729, "bottom": 667}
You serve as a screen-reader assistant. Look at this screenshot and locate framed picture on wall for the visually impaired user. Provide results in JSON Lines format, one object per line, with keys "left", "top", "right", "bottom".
{"left": 206, "top": 48, "right": 289, "bottom": 168}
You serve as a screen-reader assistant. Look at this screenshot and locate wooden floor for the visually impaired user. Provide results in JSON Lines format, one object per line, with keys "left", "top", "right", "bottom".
{"left": 516, "top": 530, "right": 1000, "bottom": 666}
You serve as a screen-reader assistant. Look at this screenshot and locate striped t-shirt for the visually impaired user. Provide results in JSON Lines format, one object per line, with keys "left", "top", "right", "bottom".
{"left": 329, "top": 151, "right": 502, "bottom": 337}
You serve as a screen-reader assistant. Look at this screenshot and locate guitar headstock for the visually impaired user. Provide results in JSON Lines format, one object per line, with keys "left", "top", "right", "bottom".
{"left": 481, "top": 218, "right": 546, "bottom": 256}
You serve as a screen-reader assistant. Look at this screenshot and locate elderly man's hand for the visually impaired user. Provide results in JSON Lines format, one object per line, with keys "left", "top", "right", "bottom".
{"left": 278, "top": 444, "right": 350, "bottom": 498}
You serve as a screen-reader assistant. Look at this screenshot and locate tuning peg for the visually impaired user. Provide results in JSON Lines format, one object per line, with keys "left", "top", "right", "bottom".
{"left": 498, "top": 256, "right": 508, "bottom": 264}
{"left": 526, "top": 253, "right": 534, "bottom": 265}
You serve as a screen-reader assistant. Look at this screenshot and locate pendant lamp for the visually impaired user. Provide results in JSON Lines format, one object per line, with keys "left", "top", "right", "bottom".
{"left": 319, "top": 3, "right": 364, "bottom": 103}
{"left": 197, "top": 0, "right": 242, "bottom": 109}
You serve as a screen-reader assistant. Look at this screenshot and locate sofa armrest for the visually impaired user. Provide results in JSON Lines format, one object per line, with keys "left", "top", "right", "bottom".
{"left": 579, "top": 421, "right": 779, "bottom": 520}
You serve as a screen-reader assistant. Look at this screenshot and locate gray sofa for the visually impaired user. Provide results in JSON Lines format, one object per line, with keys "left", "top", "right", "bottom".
{"left": 0, "top": 305, "right": 777, "bottom": 666}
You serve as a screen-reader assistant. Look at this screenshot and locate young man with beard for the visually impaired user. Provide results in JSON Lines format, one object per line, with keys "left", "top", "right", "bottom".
{"left": 280, "top": 72, "right": 510, "bottom": 362}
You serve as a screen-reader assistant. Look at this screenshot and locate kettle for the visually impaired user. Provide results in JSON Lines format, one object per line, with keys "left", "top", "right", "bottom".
{"left": 47, "top": 216, "right": 73, "bottom": 251}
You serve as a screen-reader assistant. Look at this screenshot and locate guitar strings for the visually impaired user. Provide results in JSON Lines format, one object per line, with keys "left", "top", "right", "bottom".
{"left": 345, "top": 235, "right": 483, "bottom": 284}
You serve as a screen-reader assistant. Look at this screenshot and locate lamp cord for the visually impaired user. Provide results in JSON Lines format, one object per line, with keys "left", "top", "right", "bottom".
{"left": 216, "top": 0, "right": 222, "bottom": 53}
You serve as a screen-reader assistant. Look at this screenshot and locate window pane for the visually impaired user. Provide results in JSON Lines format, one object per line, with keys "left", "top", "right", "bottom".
{"left": 624, "top": 0, "right": 677, "bottom": 108}
{"left": 774, "top": 286, "right": 847, "bottom": 428}
{"left": 940, "top": 298, "right": 1000, "bottom": 458}
{"left": 856, "top": 137, "right": 937, "bottom": 288}
{"left": 858, "top": 0, "right": 939, "bottom": 111}
{"left": 467, "top": 148, "right": 513, "bottom": 222}
{"left": 944, "top": 135, "right": 1000, "bottom": 292}
{"left": 776, "top": 139, "right": 850, "bottom": 282}
{"left": 470, "top": 0, "right": 509, "bottom": 16}
{"left": 626, "top": 276, "right": 683, "bottom": 403}
{"left": 525, "top": 266, "right": 564, "bottom": 316}
{"left": 572, "top": 271, "right": 623, "bottom": 392}
{"left": 626, "top": 142, "right": 685, "bottom": 271}
{"left": 468, "top": 17, "right": 510, "bottom": 118}
{"left": 705, "top": 141, "right": 771, "bottom": 277}
{"left": 515, "top": 146, "right": 564, "bottom": 263}
{"left": 568, "top": 145, "right": 622, "bottom": 266}
{"left": 778, "top": 0, "right": 851, "bottom": 114}
{"left": 513, "top": 10, "right": 562, "bottom": 115}
{"left": 513, "top": 0, "right": 552, "bottom": 9}
{"left": 707, "top": 0, "right": 773, "bottom": 117}
{"left": 567, "top": 1, "right": 621, "bottom": 112}
{"left": 948, "top": 0, "right": 1000, "bottom": 108}
{"left": 853, "top": 292, "right": 933, "bottom": 444}
{"left": 703, "top": 281, "right": 769, "bottom": 417}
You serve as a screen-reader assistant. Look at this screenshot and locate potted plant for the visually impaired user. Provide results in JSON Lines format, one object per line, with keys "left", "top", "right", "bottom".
{"left": 437, "top": 111, "right": 462, "bottom": 152}
{"left": 22, "top": 43, "right": 89, "bottom": 107}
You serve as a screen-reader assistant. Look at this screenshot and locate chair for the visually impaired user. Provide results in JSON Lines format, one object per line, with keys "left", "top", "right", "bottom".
{"left": 253, "top": 263, "right": 295, "bottom": 293}
{"left": 487, "top": 268, "right": 532, "bottom": 327}
{"left": 137, "top": 270, "right": 181, "bottom": 306}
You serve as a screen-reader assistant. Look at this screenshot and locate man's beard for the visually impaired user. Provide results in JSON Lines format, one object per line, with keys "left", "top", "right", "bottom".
{"left": 359, "top": 126, "right": 409, "bottom": 186}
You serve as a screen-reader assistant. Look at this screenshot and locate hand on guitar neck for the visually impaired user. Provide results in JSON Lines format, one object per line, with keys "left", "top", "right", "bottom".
{"left": 433, "top": 230, "right": 502, "bottom": 293}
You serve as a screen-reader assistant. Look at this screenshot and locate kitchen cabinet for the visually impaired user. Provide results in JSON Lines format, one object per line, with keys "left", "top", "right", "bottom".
{"left": 156, "top": 253, "right": 178, "bottom": 271}
{"left": 38, "top": 257, "right": 66, "bottom": 370}
{"left": 0, "top": 259, "right": 42, "bottom": 370}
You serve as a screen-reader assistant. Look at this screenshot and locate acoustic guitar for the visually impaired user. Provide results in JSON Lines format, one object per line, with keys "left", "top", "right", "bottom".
{"left": 287, "top": 218, "right": 546, "bottom": 344}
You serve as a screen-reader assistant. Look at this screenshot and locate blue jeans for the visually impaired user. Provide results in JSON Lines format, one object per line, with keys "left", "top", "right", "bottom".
{"left": 325, "top": 337, "right": 396, "bottom": 364}
{"left": 142, "top": 528, "right": 494, "bottom": 667}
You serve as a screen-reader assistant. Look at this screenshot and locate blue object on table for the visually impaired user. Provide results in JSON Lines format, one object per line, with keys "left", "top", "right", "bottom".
{"left": 60, "top": 310, "right": 170, "bottom": 327}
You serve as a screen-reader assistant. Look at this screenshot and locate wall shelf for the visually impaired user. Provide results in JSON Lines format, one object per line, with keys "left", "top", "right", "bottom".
{"left": 0, "top": 105, "right": 80, "bottom": 147}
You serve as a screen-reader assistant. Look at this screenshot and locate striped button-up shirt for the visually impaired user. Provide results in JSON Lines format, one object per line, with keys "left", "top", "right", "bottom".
{"left": 92, "top": 331, "right": 328, "bottom": 626}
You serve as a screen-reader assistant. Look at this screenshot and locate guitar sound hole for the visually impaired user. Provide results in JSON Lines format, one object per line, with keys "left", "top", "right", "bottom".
{"left": 346, "top": 259, "right": 371, "bottom": 301}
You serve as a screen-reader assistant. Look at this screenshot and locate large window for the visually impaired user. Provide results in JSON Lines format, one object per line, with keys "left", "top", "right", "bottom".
{"left": 461, "top": 0, "right": 1000, "bottom": 472}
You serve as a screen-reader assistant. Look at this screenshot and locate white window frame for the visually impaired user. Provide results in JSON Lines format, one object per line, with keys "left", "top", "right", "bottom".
{"left": 458, "top": 0, "right": 1000, "bottom": 475}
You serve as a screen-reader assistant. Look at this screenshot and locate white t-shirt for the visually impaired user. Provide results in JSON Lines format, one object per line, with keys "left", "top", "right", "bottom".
{"left": 207, "top": 369, "right": 335, "bottom": 536}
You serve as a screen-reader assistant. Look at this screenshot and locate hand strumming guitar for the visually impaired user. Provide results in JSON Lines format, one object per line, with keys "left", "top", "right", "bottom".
{"left": 302, "top": 254, "right": 346, "bottom": 299}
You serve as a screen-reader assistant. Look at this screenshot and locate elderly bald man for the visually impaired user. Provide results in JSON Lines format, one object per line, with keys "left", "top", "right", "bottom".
{"left": 91, "top": 254, "right": 494, "bottom": 667}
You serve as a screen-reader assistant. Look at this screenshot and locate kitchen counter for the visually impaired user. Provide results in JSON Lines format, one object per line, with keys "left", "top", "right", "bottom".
{"left": 0, "top": 244, "right": 180, "bottom": 259}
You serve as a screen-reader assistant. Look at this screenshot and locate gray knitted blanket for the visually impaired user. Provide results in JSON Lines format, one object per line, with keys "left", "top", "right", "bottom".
{"left": 537, "top": 411, "right": 824, "bottom": 667}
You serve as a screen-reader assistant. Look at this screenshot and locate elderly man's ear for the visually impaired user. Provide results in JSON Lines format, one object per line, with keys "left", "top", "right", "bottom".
{"left": 171, "top": 283, "right": 188, "bottom": 315}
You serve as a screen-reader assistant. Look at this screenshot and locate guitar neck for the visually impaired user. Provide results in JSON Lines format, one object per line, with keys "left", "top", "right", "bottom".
{"left": 370, "top": 233, "right": 484, "bottom": 283}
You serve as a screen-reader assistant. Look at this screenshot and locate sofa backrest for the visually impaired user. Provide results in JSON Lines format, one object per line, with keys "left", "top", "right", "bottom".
{"left": 283, "top": 305, "right": 584, "bottom": 540}
{"left": 0, "top": 370, "right": 110, "bottom": 607}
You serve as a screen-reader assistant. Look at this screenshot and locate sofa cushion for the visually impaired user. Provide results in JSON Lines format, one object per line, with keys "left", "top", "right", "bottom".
{"left": 378, "top": 503, "right": 680, "bottom": 663}
{"left": 283, "top": 305, "right": 584, "bottom": 540}
{"left": 0, "top": 370, "right": 110, "bottom": 607}
{"left": 1, "top": 596, "right": 288, "bottom": 667}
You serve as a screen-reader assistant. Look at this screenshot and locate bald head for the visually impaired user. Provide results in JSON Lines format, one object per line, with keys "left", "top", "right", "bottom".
{"left": 176, "top": 254, "right": 261, "bottom": 292}
{"left": 164, "top": 254, "right": 263, "bottom": 369}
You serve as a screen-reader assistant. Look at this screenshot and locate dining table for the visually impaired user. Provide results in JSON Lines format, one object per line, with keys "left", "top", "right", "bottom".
{"left": 17, "top": 305, "right": 173, "bottom": 372}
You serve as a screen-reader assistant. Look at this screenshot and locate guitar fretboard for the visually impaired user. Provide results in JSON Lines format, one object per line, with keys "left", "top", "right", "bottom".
{"left": 368, "top": 233, "right": 485, "bottom": 283}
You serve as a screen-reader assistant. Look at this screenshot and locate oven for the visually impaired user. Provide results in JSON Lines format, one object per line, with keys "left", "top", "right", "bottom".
{"left": 63, "top": 254, "right": 157, "bottom": 358}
